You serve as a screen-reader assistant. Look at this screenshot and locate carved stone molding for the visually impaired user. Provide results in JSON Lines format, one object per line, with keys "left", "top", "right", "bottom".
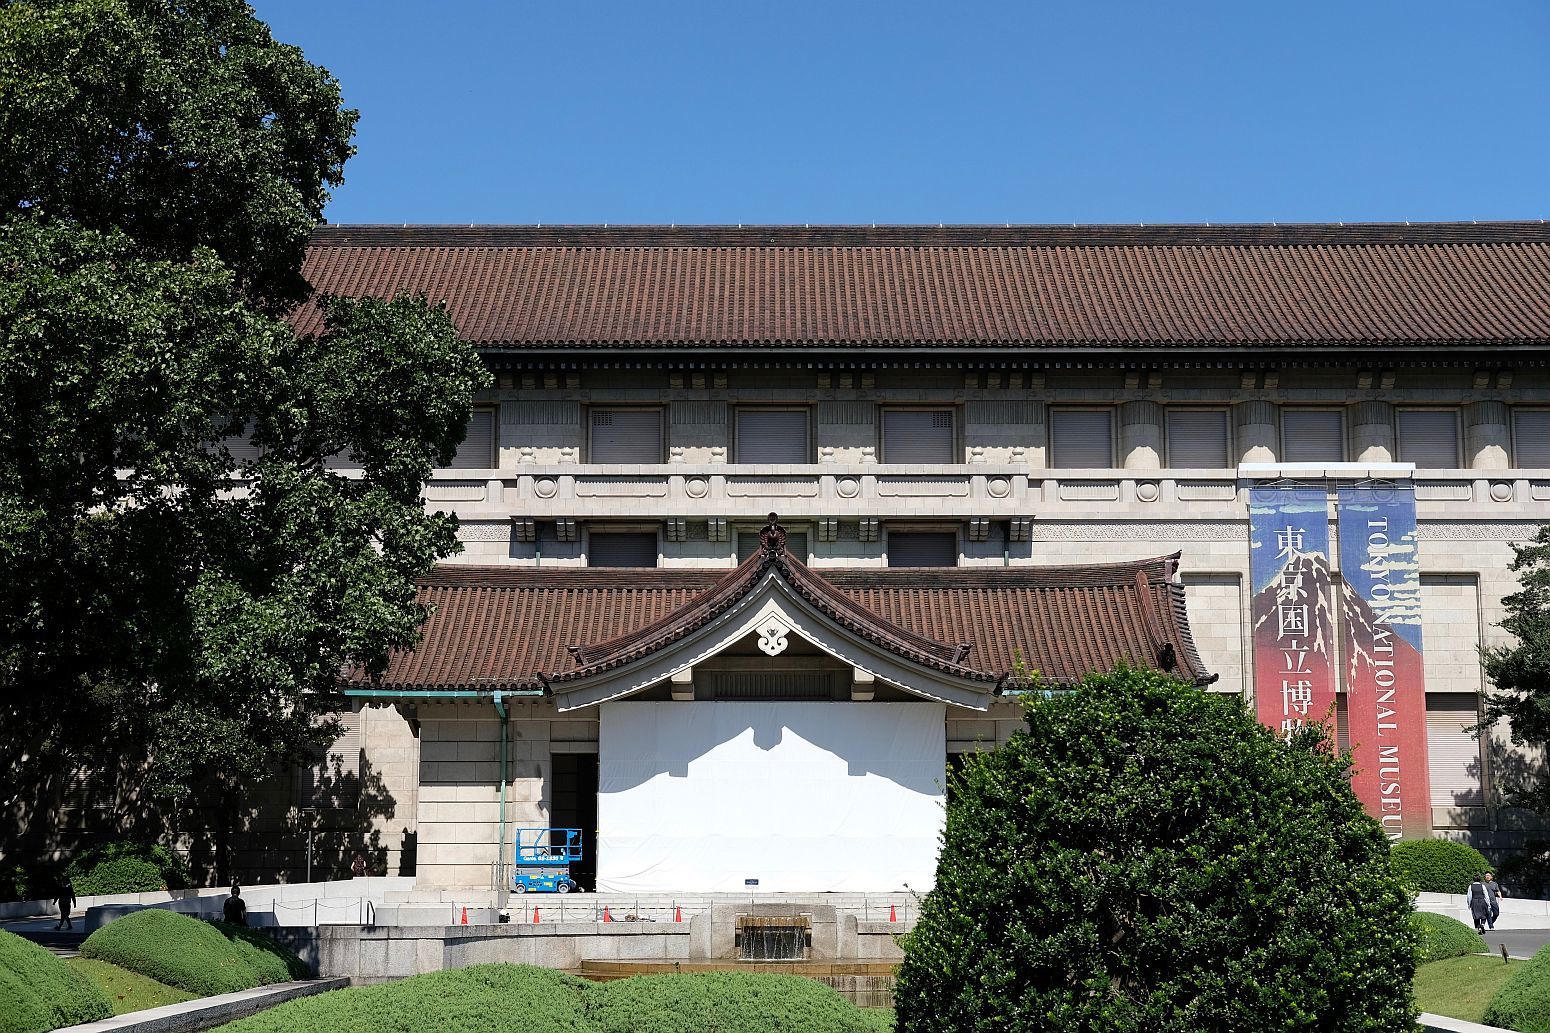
{"left": 1415, "top": 522, "right": 1543, "bottom": 541}
{"left": 1032, "top": 521, "right": 1246, "bottom": 541}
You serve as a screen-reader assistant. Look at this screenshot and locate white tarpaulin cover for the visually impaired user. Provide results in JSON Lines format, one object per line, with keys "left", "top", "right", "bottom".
{"left": 597, "top": 701, "right": 945, "bottom": 893}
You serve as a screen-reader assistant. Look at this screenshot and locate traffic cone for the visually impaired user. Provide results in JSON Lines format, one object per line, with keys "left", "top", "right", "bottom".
{"left": 889, "top": 905, "right": 897, "bottom": 923}
{"left": 674, "top": 906, "right": 682, "bottom": 923}
{"left": 532, "top": 907, "right": 540, "bottom": 924}
{"left": 461, "top": 906, "right": 469, "bottom": 925}
{"left": 603, "top": 906, "right": 613, "bottom": 923}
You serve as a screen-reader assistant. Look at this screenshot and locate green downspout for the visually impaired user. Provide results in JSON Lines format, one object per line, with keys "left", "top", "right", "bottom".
{"left": 493, "top": 692, "right": 510, "bottom": 909}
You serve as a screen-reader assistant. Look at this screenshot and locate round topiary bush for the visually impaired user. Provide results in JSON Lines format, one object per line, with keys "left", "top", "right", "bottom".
{"left": 894, "top": 666, "right": 1417, "bottom": 1033}
{"left": 1411, "top": 911, "right": 1486, "bottom": 962}
{"left": 74, "top": 857, "right": 165, "bottom": 895}
{"left": 80, "top": 908, "right": 305, "bottom": 996}
{"left": 67, "top": 841, "right": 191, "bottom": 895}
{"left": 1389, "top": 838, "right": 1493, "bottom": 895}
{"left": 1484, "top": 939, "right": 1550, "bottom": 1032}
{"left": 0, "top": 929, "right": 113, "bottom": 1033}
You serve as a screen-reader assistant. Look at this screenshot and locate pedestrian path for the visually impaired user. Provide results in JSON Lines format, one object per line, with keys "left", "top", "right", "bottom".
{"left": 2, "top": 914, "right": 87, "bottom": 956}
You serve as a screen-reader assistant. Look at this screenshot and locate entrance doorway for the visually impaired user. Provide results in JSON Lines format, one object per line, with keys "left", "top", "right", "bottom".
{"left": 551, "top": 752, "right": 598, "bottom": 890}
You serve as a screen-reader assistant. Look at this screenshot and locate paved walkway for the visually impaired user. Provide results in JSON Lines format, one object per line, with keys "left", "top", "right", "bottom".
{"left": 3, "top": 914, "right": 88, "bottom": 955}
{"left": 1478, "top": 927, "right": 1550, "bottom": 959}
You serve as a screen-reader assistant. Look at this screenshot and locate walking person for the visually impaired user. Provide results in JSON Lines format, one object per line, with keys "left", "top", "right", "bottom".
{"left": 1484, "top": 872, "right": 1507, "bottom": 930}
{"left": 1466, "top": 875, "right": 1491, "bottom": 934}
{"left": 53, "top": 876, "right": 75, "bottom": 931}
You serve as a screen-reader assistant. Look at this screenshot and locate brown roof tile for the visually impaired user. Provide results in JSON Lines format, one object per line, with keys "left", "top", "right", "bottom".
{"left": 296, "top": 222, "right": 1550, "bottom": 349}
{"left": 347, "top": 552, "right": 1214, "bottom": 696}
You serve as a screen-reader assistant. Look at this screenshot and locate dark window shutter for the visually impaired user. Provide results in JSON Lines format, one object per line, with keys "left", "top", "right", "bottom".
{"left": 1281, "top": 410, "right": 1345, "bottom": 463}
{"left": 1166, "top": 410, "right": 1230, "bottom": 468}
{"left": 1049, "top": 410, "right": 1114, "bottom": 468}
{"left": 1427, "top": 693, "right": 1483, "bottom": 807}
{"left": 447, "top": 409, "right": 496, "bottom": 469}
{"left": 1397, "top": 411, "right": 1460, "bottom": 469}
{"left": 737, "top": 531, "right": 809, "bottom": 563}
{"left": 222, "top": 421, "right": 262, "bottom": 469}
{"left": 887, "top": 531, "right": 958, "bottom": 568}
{"left": 590, "top": 409, "right": 662, "bottom": 463}
{"left": 588, "top": 532, "right": 658, "bottom": 568}
{"left": 1515, "top": 410, "right": 1550, "bottom": 467}
{"left": 882, "top": 410, "right": 955, "bottom": 463}
{"left": 736, "top": 410, "right": 809, "bottom": 463}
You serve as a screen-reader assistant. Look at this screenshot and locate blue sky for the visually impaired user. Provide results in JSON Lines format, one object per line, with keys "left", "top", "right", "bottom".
{"left": 252, "top": 1, "right": 1550, "bottom": 226}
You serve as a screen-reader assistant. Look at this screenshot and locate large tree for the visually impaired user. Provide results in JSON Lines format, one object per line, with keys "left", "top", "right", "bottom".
{"left": 0, "top": 0, "right": 488, "bottom": 866}
{"left": 1481, "top": 526, "right": 1550, "bottom": 811}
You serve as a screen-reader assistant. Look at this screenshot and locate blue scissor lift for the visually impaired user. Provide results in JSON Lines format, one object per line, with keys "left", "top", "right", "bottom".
{"left": 511, "top": 827, "right": 582, "bottom": 893}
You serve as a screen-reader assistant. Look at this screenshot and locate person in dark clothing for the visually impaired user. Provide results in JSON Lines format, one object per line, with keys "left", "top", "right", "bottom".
{"left": 1484, "top": 872, "right": 1507, "bottom": 929}
{"left": 351, "top": 853, "right": 367, "bottom": 879}
{"left": 54, "top": 878, "right": 75, "bottom": 931}
{"left": 1466, "top": 876, "right": 1491, "bottom": 933}
{"left": 223, "top": 884, "right": 247, "bottom": 926}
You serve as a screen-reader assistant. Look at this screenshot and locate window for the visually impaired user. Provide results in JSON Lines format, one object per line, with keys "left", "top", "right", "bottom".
{"left": 882, "top": 409, "right": 956, "bottom": 464}
{"left": 1513, "top": 410, "right": 1550, "bottom": 467}
{"left": 587, "top": 531, "right": 658, "bottom": 568}
{"left": 1280, "top": 409, "right": 1344, "bottom": 463}
{"left": 737, "top": 530, "right": 809, "bottom": 563}
{"left": 1397, "top": 410, "right": 1460, "bottom": 469}
{"left": 1165, "top": 410, "right": 1231, "bottom": 468}
{"left": 446, "top": 407, "right": 497, "bottom": 469}
{"left": 217, "top": 420, "right": 262, "bottom": 469}
{"left": 589, "top": 408, "right": 663, "bottom": 463}
{"left": 735, "top": 409, "right": 810, "bottom": 463}
{"left": 887, "top": 531, "right": 958, "bottom": 568}
{"left": 1049, "top": 409, "right": 1114, "bottom": 468}
{"left": 1427, "top": 693, "right": 1484, "bottom": 807}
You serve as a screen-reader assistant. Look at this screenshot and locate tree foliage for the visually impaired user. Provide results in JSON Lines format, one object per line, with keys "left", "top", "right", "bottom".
{"left": 0, "top": 0, "right": 489, "bottom": 832}
{"left": 894, "top": 667, "right": 1417, "bottom": 1033}
{"left": 1481, "top": 526, "right": 1550, "bottom": 811}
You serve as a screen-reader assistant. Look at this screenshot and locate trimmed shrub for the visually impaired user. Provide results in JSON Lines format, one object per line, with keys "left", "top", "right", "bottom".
{"left": 1412, "top": 911, "right": 1486, "bottom": 962}
{"left": 68, "top": 841, "right": 191, "bottom": 894}
{"left": 895, "top": 667, "right": 1417, "bottom": 1033}
{"left": 1484, "top": 940, "right": 1550, "bottom": 1032}
{"left": 588, "top": 971, "right": 892, "bottom": 1033}
{"left": 80, "top": 909, "right": 304, "bottom": 996}
{"left": 1389, "top": 838, "right": 1493, "bottom": 895}
{"left": 0, "top": 929, "right": 113, "bottom": 1033}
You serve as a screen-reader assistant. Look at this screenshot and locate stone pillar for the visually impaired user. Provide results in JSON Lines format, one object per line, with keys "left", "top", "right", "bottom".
{"left": 1464, "top": 401, "right": 1511, "bottom": 470}
{"left": 1232, "top": 401, "right": 1277, "bottom": 464}
{"left": 1119, "top": 400, "right": 1163, "bottom": 470}
{"left": 1349, "top": 401, "right": 1395, "bottom": 463}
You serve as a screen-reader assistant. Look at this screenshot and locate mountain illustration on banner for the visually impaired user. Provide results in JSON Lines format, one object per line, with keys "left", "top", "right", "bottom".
{"left": 1250, "top": 549, "right": 1336, "bottom": 665}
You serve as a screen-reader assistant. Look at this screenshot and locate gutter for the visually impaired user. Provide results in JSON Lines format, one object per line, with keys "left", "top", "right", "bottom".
{"left": 493, "top": 691, "right": 510, "bottom": 912}
{"left": 340, "top": 688, "right": 544, "bottom": 700}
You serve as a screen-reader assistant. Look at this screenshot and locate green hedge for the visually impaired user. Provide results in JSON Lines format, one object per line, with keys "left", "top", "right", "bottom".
{"left": 216, "top": 964, "right": 892, "bottom": 1033}
{"left": 0, "top": 929, "right": 113, "bottom": 1033}
{"left": 1411, "top": 911, "right": 1487, "bottom": 962}
{"left": 1389, "top": 838, "right": 1493, "bottom": 895}
{"left": 80, "top": 909, "right": 307, "bottom": 996}
{"left": 68, "top": 841, "right": 191, "bottom": 895}
{"left": 1484, "top": 940, "right": 1550, "bottom": 1032}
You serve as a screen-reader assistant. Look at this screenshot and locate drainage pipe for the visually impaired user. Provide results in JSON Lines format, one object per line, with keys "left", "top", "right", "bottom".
{"left": 493, "top": 691, "right": 510, "bottom": 911}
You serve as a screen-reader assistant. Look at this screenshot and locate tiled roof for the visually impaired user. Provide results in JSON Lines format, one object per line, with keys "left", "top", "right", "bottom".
{"left": 346, "top": 552, "right": 1215, "bottom": 696}
{"left": 297, "top": 222, "right": 1550, "bottom": 349}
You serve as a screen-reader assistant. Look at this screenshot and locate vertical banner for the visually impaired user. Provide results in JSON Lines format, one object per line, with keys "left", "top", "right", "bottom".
{"left": 1338, "top": 484, "right": 1431, "bottom": 840}
{"left": 1249, "top": 486, "right": 1338, "bottom": 740}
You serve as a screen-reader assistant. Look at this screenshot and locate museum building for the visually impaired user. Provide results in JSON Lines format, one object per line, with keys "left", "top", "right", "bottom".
{"left": 259, "top": 222, "right": 1548, "bottom": 894}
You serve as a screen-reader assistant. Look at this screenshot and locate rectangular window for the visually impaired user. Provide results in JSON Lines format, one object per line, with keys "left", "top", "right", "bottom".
{"left": 589, "top": 408, "right": 663, "bottom": 463}
{"left": 446, "top": 407, "right": 497, "bottom": 469}
{"left": 1166, "top": 410, "right": 1231, "bottom": 468}
{"left": 735, "top": 409, "right": 810, "bottom": 463}
{"left": 737, "top": 530, "right": 810, "bottom": 563}
{"left": 886, "top": 531, "right": 958, "bottom": 568}
{"left": 1397, "top": 410, "right": 1461, "bottom": 469}
{"left": 218, "top": 419, "right": 262, "bottom": 469}
{"left": 1427, "top": 693, "right": 1484, "bottom": 808}
{"left": 1513, "top": 410, "right": 1550, "bottom": 467}
{"left": 1280, "top": 409, "right": 1345, "bottom": 463}
{"left": 882, "top": 409, "right": 956, "bottom": 464}
{"left": 1049, "top": 409, "right": 1114, "bottom": 468}
{"left": 588, "top": 531, "right": 658, "bottom": 568}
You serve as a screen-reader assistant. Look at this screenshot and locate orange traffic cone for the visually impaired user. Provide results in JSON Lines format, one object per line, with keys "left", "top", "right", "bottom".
{"left": 889, "top": 905, "right": 897, "bottom": 922}
{"left": 603, "top": 906, "right": 613, "bottom": 923}
{"left": 532, "top": 907, "right": 540, "bottom": 924}
{"left": 674, "top": 906, "right": 682, "bottom": 923}
{"left": 461, "top": 906, "right": 469, "bottom": 925}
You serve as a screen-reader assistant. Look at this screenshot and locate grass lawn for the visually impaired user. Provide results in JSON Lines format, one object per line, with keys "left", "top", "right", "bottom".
{"left": 66, "top": 956, "right": 197, "bottom": 1015}
{"left": 1414, "top": 954, "right": 1519, "bottom": 1024}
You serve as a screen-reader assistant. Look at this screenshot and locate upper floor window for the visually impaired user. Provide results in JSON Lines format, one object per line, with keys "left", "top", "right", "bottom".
{"left": 882, "top": 409, "right": 956, "bottom": 464}
{"left": 1280, "top": 409, "right": 1344, "bottom": 463}
{"left": 735, "top": 409, "right": 810, "bottom": 463}
{"left": 588, "top": 531, "right": 658, "bottom": 568}
{"left": 1049, "top": 409, "right": 1114, "bottom": 468}
{"left": 737, "top": 528, "right": 810, "bottom": 563}
{"left": 1165, "top": 409, "right": 1230, "bottom": 468}
{"left": 1397, "top": 410, "right": 1460, "bottom": 469}
{"left": 446, "top": 406, "right": 497, "bottom": 469}
{"left": 886, "top": 530, "right": 958, "bottom": 568}
{"left": 1514, "top": 409, "right": 1550, "bottom": 468}
{"left": 589, "top": 408, "right": 663, "bottom": 463}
